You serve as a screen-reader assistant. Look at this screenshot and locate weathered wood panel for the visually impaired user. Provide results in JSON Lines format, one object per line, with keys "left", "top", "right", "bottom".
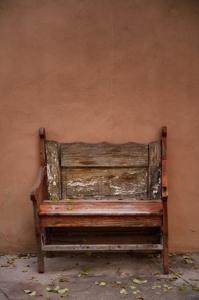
{"left": 148, "top": 141, "right": 161, "bottom": 199}
{"left": 43, "top": 199, "right": 162, "bottom": 204}
{"left": 40, "top": 215, "right": 163, "bottom": 227}
{"left": 46, "top": 141, "right": 61, "bottom": 200}
{"left": 61, "top": 167, "right": 148, "bottom": 198}
{"left": 42, "top": 244, "right": 163, "bottom": 251}
{"left": 61, "top": 142, "right": 148, "bottom": 167}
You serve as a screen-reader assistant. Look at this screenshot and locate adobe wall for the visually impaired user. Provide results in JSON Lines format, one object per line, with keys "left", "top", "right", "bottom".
{"left": 0, "top": 0, "right": 199, "bottom": 253}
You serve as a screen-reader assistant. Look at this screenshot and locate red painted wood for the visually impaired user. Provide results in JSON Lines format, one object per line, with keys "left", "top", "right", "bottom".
{"left": 40, "top": 215, "right": 163, "bottom": 227}
{"left": 39, "top": 201, "right": 163, "bottom": 216}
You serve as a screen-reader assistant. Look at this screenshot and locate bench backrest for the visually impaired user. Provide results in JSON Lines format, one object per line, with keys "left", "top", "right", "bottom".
{"left": 42, "top": 135, "right": 162, "bottom": 200}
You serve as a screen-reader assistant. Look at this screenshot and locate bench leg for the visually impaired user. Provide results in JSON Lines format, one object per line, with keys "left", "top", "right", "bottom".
{"left": 36, "top": 233, "right": 44, "bottom": 273}
{"left": 163, "top": 238, "right": 169, "bottom": 274}
{"left": 163, "top": 200, "right": 169, "bottom": 274}
{"left": 33, "top": 201, "right": 44, "bottom": 273}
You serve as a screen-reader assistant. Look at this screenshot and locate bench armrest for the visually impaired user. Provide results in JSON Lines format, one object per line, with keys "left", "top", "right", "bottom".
{"left": 30, "top": 166, "right": 47, "bottom": 203}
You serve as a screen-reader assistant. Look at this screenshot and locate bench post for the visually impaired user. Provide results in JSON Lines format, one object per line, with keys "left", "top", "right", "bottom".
{"left": 162, "top": 126, "right": 169, "bottom": 274}
{"left": 39, "top": 128, "right": 53, "bottom": 258}
{"left": 33, "top": 201, "right": 44, "bottom": 273}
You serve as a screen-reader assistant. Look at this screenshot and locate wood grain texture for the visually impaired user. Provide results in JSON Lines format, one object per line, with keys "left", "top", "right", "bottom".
{"left": 40, "top": 215, "right": 163, "bottom": 227}
{"left": 162, "top": 126, "right": 168, "bottom": 198}
{"left": 30, "top": 166, "right": 46, "bottom": 204}
{"left": 61, "top": 167, "right": 148, "bottom": 198}
{"left": 46, "top": 141, "right": 61, "bottom": 200}
{"left": 39, "top": 200, "right": 163, "bottom": 216}
{"left": 42, "top": 244, "right": 163, "bottom": 251}
{"left": 61, "top": 142, "right": 148, "bottom": 167}
{"left": 148, "top": 141, "right": 161, "bottom": 199}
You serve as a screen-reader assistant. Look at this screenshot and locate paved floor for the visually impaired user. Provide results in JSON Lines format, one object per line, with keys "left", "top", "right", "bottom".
{"left": 0, "top": 252, "right": 199, "bottom": 300}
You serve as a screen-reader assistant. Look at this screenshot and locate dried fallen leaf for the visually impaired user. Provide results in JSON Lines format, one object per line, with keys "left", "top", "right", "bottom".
{"left": 99, "top": 282, "right": 106, "bottom": 287}
{"left": 133, "top": 279, "right": 141, "bottom": 284}
{"left": 59, "top": 278, "right": 69, "bottom": 282}
{"left": 52, "top": 198, "right": 59, "bottom": 202}
{"left": 169, "top": 253, "right": 176, "bottom": 257}
{"left": 193, "top": 285, "right": 199, "bottom": 291}
{"left": 132, "top": 279, "right": 147, "bottom": 284}
{"left": 29, "top": 291, "right": 37, "bottom": 296}
{"left": 68, "top": 200, "right": 74, "bottom": 204}
{"left": 186, "top": 259, "right": 194, "bottom": 264}
{"left": 169, "top": 277, "right": 178, "bottom": 281}
{"left": 51, "top": 206, "right": 57, "bottom": 210}
{"left": 132, "top": 290, "right": 140, "bottom": 295}
{"left": 83, "top": 267, "right": 90, "bottom": 274}
{"left": 179, "top": 285, "right": 187, "bottom": 291}
{"left": 23, "top": 290, "right": 38, "bottom": 297}
{"left": 151, "top": 285, "right": 161, "bottom": 290}
{"left": 174, "top": 271, "right": 179, "bottom": 276}
{"left": 120, "top": 288, "right": 127, "bottom": 294}
{"left": 58, "top": 288, "right": 68, "bottom": 294}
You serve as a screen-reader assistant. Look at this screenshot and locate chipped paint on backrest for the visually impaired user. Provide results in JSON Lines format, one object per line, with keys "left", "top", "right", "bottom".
{"left": 45, "top": 141, "right": 161, "bottom": 200}
{"left": 45, "top": 141, "right": 61, "bottom": 200}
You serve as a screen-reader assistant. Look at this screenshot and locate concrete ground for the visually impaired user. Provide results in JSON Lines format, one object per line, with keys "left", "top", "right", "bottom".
{"left": 0, "top": 252, "right": 199, "bottom": 300}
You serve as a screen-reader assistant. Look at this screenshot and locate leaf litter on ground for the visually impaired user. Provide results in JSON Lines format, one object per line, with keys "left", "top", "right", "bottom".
{"left": 193, "top": 285, "right": 199, "bottom": 291}
{"left": 131, "top": 278, "right": 147, "bottom": 284}
{"left": 46, "top": 285, "right": 68, "bottom": 294}
{"left": 24, "top": 290, "right": 41, "bottom": 297}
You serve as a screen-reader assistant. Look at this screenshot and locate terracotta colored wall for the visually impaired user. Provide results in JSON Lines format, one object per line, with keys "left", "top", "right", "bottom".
{"left": 0, "top": 0, "right": 199, "bottom": 253}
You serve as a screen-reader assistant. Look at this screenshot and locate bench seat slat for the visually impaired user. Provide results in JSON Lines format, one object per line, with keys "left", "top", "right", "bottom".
{"left": 39, "top": 200, "right": 163, "bottom": 216}
{"left": 40, "top": 215, "right": 162, "bottom": 227}
{"left": 42, "top": 244, "right": 163, "bottom": 251}
{"left": 43, "top": 199, "right": 162, "bottom": 204}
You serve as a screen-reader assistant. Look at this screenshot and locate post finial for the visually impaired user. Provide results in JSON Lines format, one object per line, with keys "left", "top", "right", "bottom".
{"left": 162, "top": 126, "right": 167, "bottom": 138}
{"left": 39, "top": 128, "right": 46, "bottom": 139}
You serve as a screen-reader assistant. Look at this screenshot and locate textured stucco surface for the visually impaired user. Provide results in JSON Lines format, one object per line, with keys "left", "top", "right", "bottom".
{"left": 0, "top": 0, "right": 199, "bottom": 253}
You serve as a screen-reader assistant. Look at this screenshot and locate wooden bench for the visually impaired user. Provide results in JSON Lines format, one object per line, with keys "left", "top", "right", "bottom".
{"left": 30, "top": 127, "right": 168, "bottom": 273}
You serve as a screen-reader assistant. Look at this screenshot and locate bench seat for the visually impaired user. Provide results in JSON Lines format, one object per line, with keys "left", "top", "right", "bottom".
{"left": 39, "top": 200, "right": 163, "bottom": 227}
{"left": 40, "top": 200, "right": 163, "bottom": 216}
